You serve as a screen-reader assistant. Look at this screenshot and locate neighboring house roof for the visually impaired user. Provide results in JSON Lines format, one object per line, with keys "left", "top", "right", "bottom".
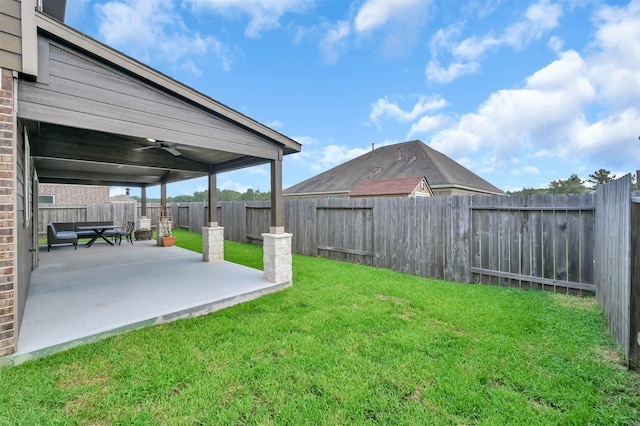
{"left": 284, "top": 140, "right": 504, "bottom": 197}
{"left": 349, "top": 176, "right": 432, "bottom": 197}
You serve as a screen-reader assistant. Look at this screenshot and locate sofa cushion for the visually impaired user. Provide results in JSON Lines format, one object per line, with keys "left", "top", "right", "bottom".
{"left": 55, "top": 231, "right": 78, "bottom": 240}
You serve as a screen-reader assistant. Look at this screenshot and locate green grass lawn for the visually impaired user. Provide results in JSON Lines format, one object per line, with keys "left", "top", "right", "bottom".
{"left": 6, "top": 229, "right": 640, "bottom": 424}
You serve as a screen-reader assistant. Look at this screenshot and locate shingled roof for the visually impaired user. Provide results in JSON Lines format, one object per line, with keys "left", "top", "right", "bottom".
{"left": 349, "top": 176, "right": 432, "bottom": 197}
{"left": 284, "top": 140, "right": 504, "bottom": 197}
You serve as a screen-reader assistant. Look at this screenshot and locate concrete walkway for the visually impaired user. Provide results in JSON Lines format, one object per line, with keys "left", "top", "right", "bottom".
{"left": 10, "top": 240, "right": 289, "bottom": 364}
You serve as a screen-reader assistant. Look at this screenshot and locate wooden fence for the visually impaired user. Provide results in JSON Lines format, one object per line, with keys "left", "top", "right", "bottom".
{"left": 163, "top": 194, "right": 597, "bottom": 293}
{"left": 594, "top": 175, "right": 638, "bottom": 368}
{"left": 38, "top": 195, "right": 598, "bottom": 293}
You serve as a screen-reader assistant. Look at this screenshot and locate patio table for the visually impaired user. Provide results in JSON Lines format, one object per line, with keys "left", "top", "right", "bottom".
{"left": 77, "top": 225, "right": 118, "bottom": 248}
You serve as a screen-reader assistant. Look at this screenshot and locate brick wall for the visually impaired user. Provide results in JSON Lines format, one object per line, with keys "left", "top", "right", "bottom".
{"left": 0, "top": 69, "right": 15, "bottom": 356}
{"left": 39, "top": 183, "right": 109, "bottom": 204}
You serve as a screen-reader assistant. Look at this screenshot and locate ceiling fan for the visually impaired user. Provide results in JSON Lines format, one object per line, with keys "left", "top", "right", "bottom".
{"left": 134, "top": 139, "right": 183, "bottom": 156}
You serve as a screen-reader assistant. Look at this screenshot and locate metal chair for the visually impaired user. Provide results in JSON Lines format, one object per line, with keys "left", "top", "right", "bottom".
{"left": 115, "top": 221, "right": 135, "bottom": 245}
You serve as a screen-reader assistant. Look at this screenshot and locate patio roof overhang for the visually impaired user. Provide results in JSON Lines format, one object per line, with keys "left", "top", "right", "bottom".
{"left": 18, "top": 12, "right": 301, "bottom": 189}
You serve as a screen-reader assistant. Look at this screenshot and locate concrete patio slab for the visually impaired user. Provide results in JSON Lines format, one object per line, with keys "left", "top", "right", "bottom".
{"left": 8, "top": 240, "right": 290, "bottom": 364}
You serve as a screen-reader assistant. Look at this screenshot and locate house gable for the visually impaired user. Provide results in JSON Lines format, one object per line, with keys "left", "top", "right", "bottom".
{"left": 349, "top": 176, "right": 433, "bottom": 198}
{"left": 284, "top": 140, "right": 503, "bottom": 197}
{"left": 19, "top": 35, "right": 280, "bottom": 161}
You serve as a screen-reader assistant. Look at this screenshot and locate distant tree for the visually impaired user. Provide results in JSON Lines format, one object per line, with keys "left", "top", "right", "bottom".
{"left": 192, "top": 190, "right": 208, "bottom": 202}
{"left": 127, "top": 188, "right": 271, "bottom": 202}
{"left": 587, "top": 169, "right": 614, "bottom": 186}
{"left": 218, "top": 189, "right": 241, "bottom": 201}
{"left": 548, "top": 174, "right": 588, "bottom": 194}
{"left": 171, "top": 194, "right": 194, "bottom": 202}
{"left": 506, "top": 187, "right": 546, "bottom": 196}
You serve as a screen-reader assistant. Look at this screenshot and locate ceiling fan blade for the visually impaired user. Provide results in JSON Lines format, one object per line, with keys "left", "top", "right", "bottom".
{"left": 133, "top": 145, "right": 156, "bottom": 152}
{"left": 163, "top": 146, "right": 182, "bottom": 156}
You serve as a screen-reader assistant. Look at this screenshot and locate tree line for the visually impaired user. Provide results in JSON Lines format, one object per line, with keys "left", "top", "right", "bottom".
{"left": 130, "top": 188, "right": 270, "bottom": 203}
{"left": 507, "top": 169, "right": 637, "bottom": 195}
{"left": 129, "top": 168, "right": 637, "bottom": 201}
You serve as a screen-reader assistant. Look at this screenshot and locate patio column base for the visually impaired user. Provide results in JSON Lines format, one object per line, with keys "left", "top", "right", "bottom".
{"left": 203, "top": 226, "right": 224, "bottom": 262}
{"left": 262, "top": 232, "right": 292, "bottom": 284}
{"left": 137, "top": 216, "right": 151, "bottom": 231}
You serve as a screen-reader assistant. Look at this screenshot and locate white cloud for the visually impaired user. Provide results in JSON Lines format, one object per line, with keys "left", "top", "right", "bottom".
{"left": 548, "top": 36, "right": 564, "bottom": 52}
{"left": 428, "top": 0, "right": 563, "bottom": 83}
{"left": 370, "top": 96, "right": 447, "bottom": 125}
{"left": 287, "top": 138, "right": 375, "bottom": 173}
{"left": 408, "top": 114, "right": 450, "bottom": 138}
{"left": 512, "top": 166, "right": 540, "bottom": 176}
{"left": 95, "top": 0, "right": 232, "bottom": 73}
{"left": 586, "top": 0, "right": 640, "bottom": 111}
{"left": 242, "top": 165, "right": 269, "bottom": 176}
{"left": 266, "top": 120, "right": 284, "bottom": 129}
{"left": 188, "top": 0, "right": 312, "bottom": 39}
{"left": 353, "top": 0, "right": 432, "bottom": 57}
{"left": 319, "top": 21, "right": 351, "bottom": 64}
{"left": 426, "top": 60, "right": 480, "bottom": 84}
{"left": 354, "top": 0, "right": 431, "bottom": 33}
{"left": 427, "top": 0, "right": 640, "bottom": 174}
{"left": 431, "top": 50, "right": 596, "bottom": 162}
{"left": 502, "top": 0, "right": 562, "bottom": 49}
{"left": 219, "top": 180, "right": 252, "bottom": 193}
{"left": 313, "top": 144, "right": 371, "bottom": 171}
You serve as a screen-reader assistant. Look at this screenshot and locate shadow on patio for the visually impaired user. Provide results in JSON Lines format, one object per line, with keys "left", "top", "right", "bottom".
{"left": 10, "top": 240, "right": 289, "bottom": 364}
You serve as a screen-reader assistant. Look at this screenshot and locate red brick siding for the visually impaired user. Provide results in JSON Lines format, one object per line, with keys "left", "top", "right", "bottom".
{"left": 39, "top": 184, "right": 109, "bottom": 204}
{"left": 0, "top": 69, "right": 15, "bottom": 356}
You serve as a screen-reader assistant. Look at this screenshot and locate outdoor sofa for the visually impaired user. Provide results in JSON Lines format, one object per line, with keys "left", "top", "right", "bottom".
{"left": 47, "top": 221, "right": 117, "bottom": 251}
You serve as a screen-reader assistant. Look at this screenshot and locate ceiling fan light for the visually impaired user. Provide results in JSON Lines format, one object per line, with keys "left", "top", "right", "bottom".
{"left": 146, "top": 138, "right": 156, "bottom": 142}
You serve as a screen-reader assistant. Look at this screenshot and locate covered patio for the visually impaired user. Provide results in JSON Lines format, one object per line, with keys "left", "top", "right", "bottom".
{"left": 10, "top": 240, "right": 287, "bottom": 364}
{"left": 0, "top": 0, "right": 301, "bottom": 358}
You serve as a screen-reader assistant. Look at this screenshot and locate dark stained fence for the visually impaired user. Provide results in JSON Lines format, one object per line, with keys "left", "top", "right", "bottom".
{"left": 470, "top": 193, "right": 595, "bottom": 292}
{"left": 631, "top": 197, "right": 640, "bottom": 370}
{"left": 595, "top": 175, "right": 633, "bottom": 365}
{"left": 38, "top": 197, "right": 599, "bottom": 295}
{"left": 316, "top": 198, "right": 374, "bottom": 265}
{"left": 179, "top": 195, "right": 597, "bottom": 292}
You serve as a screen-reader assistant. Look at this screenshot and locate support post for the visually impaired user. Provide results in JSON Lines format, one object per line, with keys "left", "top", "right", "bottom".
{"left": 208, "top": 173, "right": 218, "bottom": 225}
{"left": 140, "top": 185, "right": 147, "bottom": 217}
{"left": 202, "top": 173, "right": 224, "bottom": 261}
{"left": 263, "top": 147, "right": 291, "bottom": 283}
{"left": 158, "top": 183, "right": 168, "bottom": 246}
{"left": 270, "top": 148, "right": 284, "bottom": 234}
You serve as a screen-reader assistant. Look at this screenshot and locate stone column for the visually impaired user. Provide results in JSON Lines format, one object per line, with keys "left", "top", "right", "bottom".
{"left": 157, "top": 219, "right": 172, "bottom": 246}
{"left": 202, "top": 223, "right": 224, "bottom": 262}
{"left": 137, "top": 216, "right": 151, "bottom": 230}
{"left": 262, "top": 232, "right": 292, "bottom": 284}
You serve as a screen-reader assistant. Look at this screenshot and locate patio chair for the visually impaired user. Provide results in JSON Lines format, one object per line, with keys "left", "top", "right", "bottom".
{"left": 115, "top": 221, "right": 135, "bottom": 245}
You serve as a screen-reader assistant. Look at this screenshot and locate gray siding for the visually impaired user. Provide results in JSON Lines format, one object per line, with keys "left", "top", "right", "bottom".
{"left": 18, "top": 35, "right": 279, "bottom": 159}
{"left": 16, "top": 123, "right": 33, "bottom": 334}
{"left": 0, "top": 0, "right": 22, "bottom": 71}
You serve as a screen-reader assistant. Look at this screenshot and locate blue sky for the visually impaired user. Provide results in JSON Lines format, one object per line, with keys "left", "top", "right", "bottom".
{"left": 65, "top": 0, "right": 640, "bottom": 198}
